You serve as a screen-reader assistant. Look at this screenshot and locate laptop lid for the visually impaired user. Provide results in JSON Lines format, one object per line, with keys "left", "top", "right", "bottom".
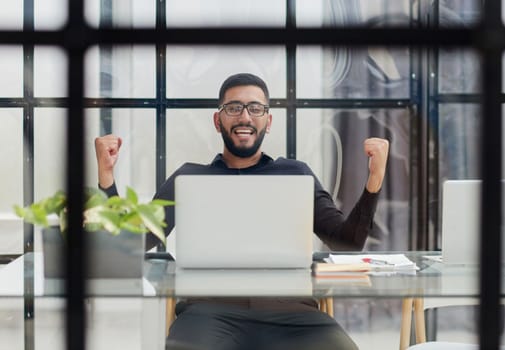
{"left": 175, "top": 175, "right": 314, "bottom": 269}
{"left": 442, "top": 180, "right": 505, "bottom": 264}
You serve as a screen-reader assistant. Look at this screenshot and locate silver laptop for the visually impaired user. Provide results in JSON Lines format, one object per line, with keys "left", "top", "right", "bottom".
{"left": 442, "top": 180, "right": 505, "bottom": 264}
{"left": 175, "top": 175, "right": 314, "bottom": 269}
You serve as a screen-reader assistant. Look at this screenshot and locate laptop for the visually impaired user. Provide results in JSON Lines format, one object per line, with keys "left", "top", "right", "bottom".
{"left": 174, "top": 175, "right": 314, "bottom": 269}
{"left": 441, "top": 180, "right": 505, "bottom": 264}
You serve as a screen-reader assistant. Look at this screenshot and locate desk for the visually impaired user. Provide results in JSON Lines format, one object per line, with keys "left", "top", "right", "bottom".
{"left": 0, "top": 251, "right": 497, "bottom": 349}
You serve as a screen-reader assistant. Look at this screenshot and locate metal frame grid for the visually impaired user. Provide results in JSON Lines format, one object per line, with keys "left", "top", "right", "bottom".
{"left": 0, "top": 0, "right": 502, "bottom": 349}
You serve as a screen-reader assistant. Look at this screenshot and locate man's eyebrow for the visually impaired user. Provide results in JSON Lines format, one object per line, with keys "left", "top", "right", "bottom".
{"left": 223, "top": 100, "right": 263, "bottom": 104}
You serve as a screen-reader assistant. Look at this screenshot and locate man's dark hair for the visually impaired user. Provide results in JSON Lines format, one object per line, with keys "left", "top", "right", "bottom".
{"left": 218, "top": 73, "right": 270, "bottom": 105}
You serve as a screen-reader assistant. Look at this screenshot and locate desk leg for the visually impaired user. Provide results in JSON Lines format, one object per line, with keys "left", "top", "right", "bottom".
{"left": 413, "top": 298, "right": 426, "bottom": 344}
{"left": 399, "top": 298, "right": 413, "bottom": 350}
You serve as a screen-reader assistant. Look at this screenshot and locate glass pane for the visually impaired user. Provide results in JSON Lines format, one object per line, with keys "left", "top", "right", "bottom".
{"left": 0, "top": 109, "right": 23, "bottom": 211}
{"left": 0, "top": 0, "right": 22, "bottom": 29}
{"left": 34, "top": 109, "right": 67, "bottom": 200}
{"left": 297, "top": 108, "right": 410, "bottom": 251}
{"left": 86, "top": 108, "right": 156, "bottom": 201}
{"left": 166, "top": 0, "right": 285, "bottom": 27}
{"left": 85, "top": 45, "right": 156, "bottom": 98}
{"left": 166, "top": 46, "right": 286, "bottom": 99}
{"left": 0, "top": 46, "right": 23, "bottom": 97}
{"left": 86, "top": 0, "right": 155, "bottom": 28}
{"left": 438, "top": 49, "right": 480, "bottom": 94}
{"left": 34, "top": 46, "right": 68, "bottom": 97}
{"left": 298, "top": 0, "right": 413, "bottom": 28}
{"left": 35, "top": 0, "right": 67, "bottom": 29}
{"left": 0, "top": 109, "right": 23, "bottom": 255}
{"left": 297, "top": 45, "right": 410, "bottom": 99}
{"left": 437, "top": 0, "right": 481, "bottom": 27}
{"left": 166, "top": 108, "right": 286, "bottom": 176}
{"left": 438, "top": 104, "right": 481, "bottom": 181}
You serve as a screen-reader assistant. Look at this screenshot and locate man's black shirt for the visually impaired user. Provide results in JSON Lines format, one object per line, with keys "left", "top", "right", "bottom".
{"left": 102, "top": 153, "right": 379, "bottom": 252}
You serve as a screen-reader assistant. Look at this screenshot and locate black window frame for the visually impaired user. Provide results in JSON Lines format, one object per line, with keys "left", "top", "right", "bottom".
{"left": 1, "top": 0, "right": 502, "bottom": 349}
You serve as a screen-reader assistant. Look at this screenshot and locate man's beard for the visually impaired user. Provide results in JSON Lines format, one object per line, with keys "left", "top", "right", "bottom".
{"left": 219, "top": 122, "right": 267, "bottom": 158}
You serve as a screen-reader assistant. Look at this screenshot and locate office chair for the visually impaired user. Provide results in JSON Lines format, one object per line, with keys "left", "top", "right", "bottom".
{"left": 401, "top": 297, "right": 505, "bottom": 350}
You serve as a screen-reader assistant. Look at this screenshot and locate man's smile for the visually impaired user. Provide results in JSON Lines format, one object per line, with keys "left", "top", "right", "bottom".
{"left": 232, "top": 125, "right": 257, "bottom": 141}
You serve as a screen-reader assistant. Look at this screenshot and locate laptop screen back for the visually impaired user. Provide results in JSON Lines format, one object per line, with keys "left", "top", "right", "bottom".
{"left": 442, "top": 180, "right": 505, "bottom": 264}
{"left": 175, "top": 175, "right": 314, "bottom": 269}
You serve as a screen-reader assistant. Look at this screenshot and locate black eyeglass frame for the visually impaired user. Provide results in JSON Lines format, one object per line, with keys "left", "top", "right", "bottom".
{"left": 218, "top": 102, "right": 270, "bottom": 117}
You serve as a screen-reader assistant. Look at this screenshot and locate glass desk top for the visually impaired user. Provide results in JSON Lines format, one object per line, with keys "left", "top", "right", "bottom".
{"left": 0, "top": 251, "right": 492, "bottom": 299}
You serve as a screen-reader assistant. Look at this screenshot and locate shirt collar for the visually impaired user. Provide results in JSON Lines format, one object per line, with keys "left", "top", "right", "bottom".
{"left": 210, "top": 153, "right": 274, "bottom": 169}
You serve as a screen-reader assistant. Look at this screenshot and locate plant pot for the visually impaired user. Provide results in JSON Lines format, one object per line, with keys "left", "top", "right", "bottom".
{"left": 42, "top": 226, "right": 145, "bottom": 279}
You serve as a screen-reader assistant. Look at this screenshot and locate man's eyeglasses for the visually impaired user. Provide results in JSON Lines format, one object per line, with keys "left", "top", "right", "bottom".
{"left": 218, "top": 102, "right": 269, "bottom": 117}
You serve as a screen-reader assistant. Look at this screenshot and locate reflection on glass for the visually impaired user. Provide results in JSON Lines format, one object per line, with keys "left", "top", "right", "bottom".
{"left": 297, "top": 46, "right": 410, "bottom": 99}
{"left": 296, "top": 0, "right": 480, "bottom": 28}
{"left": 438, "top": 49, "right": 480, "bottom": 94}
{"left": 85, "top": 45, "right": 155, "bottom": 98}
{"left": 438, "top": 104, "right": 481, "bottom": 181}
{"left": 166, "top": 109, "right": 286, "bottom": 175}
{"left": 34, "top": 46, "right": 67, "bottom": 97}
{"left": 297, "top": 108, "right": 410, "bottom": 251}
{"left": 166, "top": 46, "right": 286, "bottom": 99}
{"left": 436, "top": 0, "right": 481, "bottom": 27}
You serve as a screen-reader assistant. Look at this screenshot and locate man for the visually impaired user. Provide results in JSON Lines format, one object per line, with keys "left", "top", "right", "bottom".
{"left": 95, "top": 73, "right": 389, "bottom": 350}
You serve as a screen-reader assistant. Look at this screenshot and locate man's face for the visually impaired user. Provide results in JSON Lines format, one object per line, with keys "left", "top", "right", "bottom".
{"left": 213, "top": 85, "right": 272, "bottom": 158}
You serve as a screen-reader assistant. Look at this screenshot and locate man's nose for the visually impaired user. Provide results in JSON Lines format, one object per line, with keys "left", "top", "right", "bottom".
{"left": 237, "top": 107, "right": 253, "bottom": 122}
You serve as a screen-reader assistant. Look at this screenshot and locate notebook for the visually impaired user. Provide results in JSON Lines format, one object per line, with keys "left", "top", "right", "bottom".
{"left": 441, "top": 180, "right": 505, "bottom": 264}
{"left": 174, "top": 175, "right": 314, "bottom": 269}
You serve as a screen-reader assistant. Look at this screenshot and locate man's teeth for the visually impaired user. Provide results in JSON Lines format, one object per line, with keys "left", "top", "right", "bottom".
{"left": 235, "top": 129, "right": 253, "bottom": 135}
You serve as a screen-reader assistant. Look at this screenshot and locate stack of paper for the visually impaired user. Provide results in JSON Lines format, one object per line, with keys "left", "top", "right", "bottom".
{"left": 311, "top": 262, "right": 372, "bottom": 286}
{"left": 326, "top": 254, "right": 419, "bottom": 273}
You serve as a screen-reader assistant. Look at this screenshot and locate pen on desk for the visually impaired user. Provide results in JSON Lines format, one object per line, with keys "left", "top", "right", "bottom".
{"left": 362, "top": 258, "right": 393, "bottom": 265}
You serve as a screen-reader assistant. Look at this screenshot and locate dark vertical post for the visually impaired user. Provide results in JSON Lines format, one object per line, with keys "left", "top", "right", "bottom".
{"left": 156, "top": 0, "right": 167, "bottom": 189}
{"left": 286, "top": 0, "right": 296, "bottom": 159}
{"left": 66, "top": 0, "right": 87, "bottom": 349}
{"left": 479, "top": 50, "right": 503, "bottom": 350}
{"left": 22, "top": 0, "right": 35, "bottom": 349}
{"left": 155, "top": 0, "right": 167, "bottom": 251}
{"left": 479, "top": 1, "right": 502, "bottom": 349}
{"left": 426, "top": 0, "right": 440, "bottom": 251}
{"left": 99, "top": 0, "right": 113, "bottom": 135}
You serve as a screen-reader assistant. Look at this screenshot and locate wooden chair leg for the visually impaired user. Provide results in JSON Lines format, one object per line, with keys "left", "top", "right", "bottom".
{"left": 325, "top": 297, "right": 334, "bottom": 317}
{"left": 166, "top": 297, "right": 176, "bottom": 336}
{"left": 319, "top": 298, "right": 327, "bottom": 313}
{"left": 399, "top": 297, "right": 414, "bottom": 350}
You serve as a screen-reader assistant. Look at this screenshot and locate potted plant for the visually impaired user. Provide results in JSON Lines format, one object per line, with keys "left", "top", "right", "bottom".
{"left": 14, "top": 187, "right": 174, "bottom": 279}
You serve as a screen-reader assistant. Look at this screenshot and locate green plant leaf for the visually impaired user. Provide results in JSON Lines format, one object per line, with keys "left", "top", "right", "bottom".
{"left": 137, "top": 204, "right": 166, "bottom": 245}
{"left": 14, "top": 186, "right": 174, "bottom": 246}
{"left": 119, "top": 221, "right": 144, "bottom": 234}
{"left": 106, "top": 196, "right": 129, "bottom": 209}
{"left": 96, "top": 210, "right": 121, "bottom": 235}
{"left": 151, "top": 199, "right": 175, "bottom": 207}
{"left": 125, "top": 186, "right": 138, "bottom": 205}
{"left": 84, "top": 188, "right": 107, "bottom": 210}
{"left": 43, "top": 190, "right": 66, "bottom": 214}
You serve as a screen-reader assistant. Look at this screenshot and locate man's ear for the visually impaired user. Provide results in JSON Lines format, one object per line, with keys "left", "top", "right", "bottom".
{"left": 266, "top": 114, "right": 272, "bottom": 133}
{"left": 213, "top": 112, "right": 222, "bottom": 133}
